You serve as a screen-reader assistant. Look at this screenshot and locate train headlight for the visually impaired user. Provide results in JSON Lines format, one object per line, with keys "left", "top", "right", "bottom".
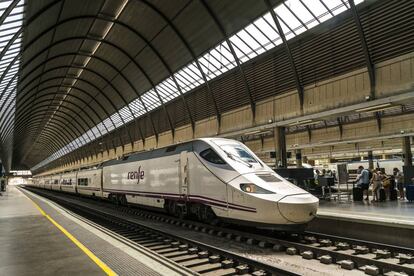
{"left": 240, "top": 183, "right": 274, "bottom": 194}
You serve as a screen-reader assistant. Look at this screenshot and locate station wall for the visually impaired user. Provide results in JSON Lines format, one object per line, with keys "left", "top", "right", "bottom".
{"left": 47, "top": 51, "right": 414, "bottom": 174}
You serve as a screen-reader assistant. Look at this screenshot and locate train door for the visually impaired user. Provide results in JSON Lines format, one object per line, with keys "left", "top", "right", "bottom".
{"left": 179, "top": 151, "right": 189, "bottom": 200}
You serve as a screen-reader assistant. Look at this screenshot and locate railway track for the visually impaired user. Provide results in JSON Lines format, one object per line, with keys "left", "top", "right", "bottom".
{"left": 25, "top": 187, "right": 414, "bottom": 276}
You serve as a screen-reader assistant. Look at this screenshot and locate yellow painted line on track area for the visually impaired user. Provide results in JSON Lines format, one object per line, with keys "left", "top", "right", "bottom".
{"left": 23, "top": 189, "right": 117, "bottom": 276}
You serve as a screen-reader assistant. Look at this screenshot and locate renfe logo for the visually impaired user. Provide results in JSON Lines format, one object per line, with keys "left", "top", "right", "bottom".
{"left": 127, "top": 166, "right": 144, "bottom": 184}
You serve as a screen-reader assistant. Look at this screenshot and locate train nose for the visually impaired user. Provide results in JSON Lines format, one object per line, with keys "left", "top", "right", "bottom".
{"left": 277, "top": 194, "right": 319, "bottom": 223}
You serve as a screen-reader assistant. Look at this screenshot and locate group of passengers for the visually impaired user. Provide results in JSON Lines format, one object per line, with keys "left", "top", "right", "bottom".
{"left": 356, "top": 166, "right": 405, "bottom": 202}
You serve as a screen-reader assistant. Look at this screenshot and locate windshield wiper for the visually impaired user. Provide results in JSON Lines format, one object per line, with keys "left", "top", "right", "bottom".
{"left": 223, "top": 150, "right": 252, "bottom": 168}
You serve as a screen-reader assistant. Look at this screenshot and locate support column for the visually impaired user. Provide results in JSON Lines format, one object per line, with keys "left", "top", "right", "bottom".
{"left": 368, "top": 150, "right": 374, "bottom": 170}
{"left": 296, "top": 149, "right": 302, "bottom": 168}
{"left": 274, "top": 127, "right": 287, "bottom": 168}
{"left": 403, "top": 136, "right": 413, "bottom": 167}
{"left": 402, "top": 136, "right": 413, "bottom": 185}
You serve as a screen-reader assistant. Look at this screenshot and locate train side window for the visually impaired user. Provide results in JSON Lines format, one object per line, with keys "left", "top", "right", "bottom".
{"left": 78, "top": 178, "right": 88, "bottom": 186}
{"left": 200, "top": 148, "right": 226, "bottom": 165}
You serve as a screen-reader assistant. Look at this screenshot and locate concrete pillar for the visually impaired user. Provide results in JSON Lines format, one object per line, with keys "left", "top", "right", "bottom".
{"left": 402, "top": 136, "right": 413, "bottom": 185}
{"left": 296, "top": 149, "right": 302, "bottom": 168}
{"left": 403, "top": 136, "right": 413, "bottom": 167}
{"left": 368, "top": 150, "right": 374, "bottom": 170}
{"left": 274, "top": 127, "right": 287, "bottom": 168}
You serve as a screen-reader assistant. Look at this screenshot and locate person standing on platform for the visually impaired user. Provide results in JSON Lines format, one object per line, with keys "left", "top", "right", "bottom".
{"left": 371, "top": 168, "right": 382, "bottom": 202}
{"left": 394, "top": 168, "right": 405, "bottom": 200}
{"left": 356, "top": 166, "right": 371, "bottom": 201}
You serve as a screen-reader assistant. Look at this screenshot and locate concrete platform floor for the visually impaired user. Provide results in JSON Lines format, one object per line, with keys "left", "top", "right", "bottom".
{"left": 0, "top": 186, "right": 103, "bottom": 275}
{"left": 0, "top": 186, "right": 190, "bottom": 276}
{"left": 318, "top": 198, "right": 414, "bottom": 227}
{"left": 310, "top": 196, "right": 414, "bottom": 247}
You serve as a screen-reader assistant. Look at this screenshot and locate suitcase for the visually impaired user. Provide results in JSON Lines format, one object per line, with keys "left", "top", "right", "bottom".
{"left": 379, "top": 188, "right": 386, "bottom": 202}
{"left": 390, "top": 189, "right": 398, "bottom": 201}
{"left": 406, "top": 185, "right": 414, "bottom": 202}
{"left": 353, "top": 187, "right": 363, "bottom": 201}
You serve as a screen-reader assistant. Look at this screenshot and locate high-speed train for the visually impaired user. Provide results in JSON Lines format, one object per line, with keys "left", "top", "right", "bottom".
{"left": 29, "top": 138, "right": 319, "bottom": 231}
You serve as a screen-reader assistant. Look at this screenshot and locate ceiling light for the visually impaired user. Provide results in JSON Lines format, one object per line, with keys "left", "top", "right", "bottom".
{"left": 355, "top": 103, "right": 392, "bottom": 113}
{"left": 297, "top": 120, "right": 323, "bottom": 127}
{"left": 288, "top": 119, "right": 312, "bottom": 126}
{"left": 288, "top": 119, "right": 323, "bottom": 127}
{"left": 244, "top": 130, "right": 260, "bottom": 135}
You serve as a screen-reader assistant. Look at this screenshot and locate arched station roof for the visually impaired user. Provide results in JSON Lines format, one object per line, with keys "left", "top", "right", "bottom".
{"left": 0, "top": 0, "right": 412, "bottom": 172}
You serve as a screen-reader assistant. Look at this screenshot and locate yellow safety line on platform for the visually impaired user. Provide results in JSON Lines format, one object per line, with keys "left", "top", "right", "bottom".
{"left": 24, "top": 190, "right": 117, "bottom": 276}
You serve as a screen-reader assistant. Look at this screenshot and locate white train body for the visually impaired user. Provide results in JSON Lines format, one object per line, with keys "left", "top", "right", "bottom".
{"left": 43, "top": 176, "right": 52, "bottom": 190}
{"left": 76, "top": 169, "right": 102, "bottom": 197}
{"left": 51, "top": 175, "right": 61, "bottom": 191}
{"left": 60, "top": 172, "right": 77, "bottom": 193}
{"left": 29, "top": 138, "right": 318, "bottom": 230}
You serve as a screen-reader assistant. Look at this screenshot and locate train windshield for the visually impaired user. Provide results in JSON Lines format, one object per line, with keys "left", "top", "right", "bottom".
{"left": 220, "top": 144, "right": 258, "bottom": 164}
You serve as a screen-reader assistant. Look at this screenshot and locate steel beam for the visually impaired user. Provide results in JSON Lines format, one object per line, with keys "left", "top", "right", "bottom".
{"left": 349, "top": 0, "right": 375, "bottom": 99}
{"left": 139, "top": 0, "right": 221, "bottom": 126}
{"left": 264, "top": 0, "right": 304, "bottom": 110}
{"left": 199, "top": 0, "right": 256, "bottom": 118}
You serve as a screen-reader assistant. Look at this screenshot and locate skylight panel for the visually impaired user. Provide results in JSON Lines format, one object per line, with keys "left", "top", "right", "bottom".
{"left": 0, "top": 25, "right": 20, "bottom": 36}
{"left": 261, "top": 14, "right": 283, "bottom": 46}
{"left": 163, "top": 77, "right": 180, "bottom": 96}
{"left": 236, "top": 29, "right": 261, "bottom": 55}
{"left": 185, "top": 63, "right": 203, "bottom": 81}
{"left": 178, "top": 65, "right": 203, "bottom": 89}
{"left": 142, "top": 89, "right": 161, "bottom": 111}
{"left": 218, "top": 42, "right": 237, "bottom": 67}
{"left": 229, "top": 35, "right": 252, "bottom": 62}
{"left": 129, "top": 98, "right": 145, "bottom": 116}
{"left": 205, "top": 50, "right": 228, "bottom": 74}
{"left": 91, "top": 126, "right": 101, "bottom": 137}
{"left": 86, "top": 129, "right": 96, "bottom": 140}
{"left": 110, "top": 112, "right": 123, "bottom": 128}
{"left": 156, "top": 79, "right": 179, "bottom": 102}
{"left": 97, "top": 122, "right": 107, "bottom": 134}
{"left": 275, "top": 4, "right": 306, "bottom": 36}
{"left": 103, "top": 117, "right": 114, "bottom": 132}
{"left": 177, "top": 69, "right": 201, "bottom": 91}
{"left": 0, "top": 1, "right": 12, "bottom": 11}
{"left": 323, "top": 0, "right": 348, "bottom": 15}
{"left": 174, "top": 72, "right": 192, "bottom": 93}
{"left": 118, "top": 106, "right": 133, "bottom": 123}
{"left": 4, "top": 12, "right": 23, "bottom": 23}
{"left": 301, "top": 0, "right": 332, "bottom": 23}
{"left": 198, "top": 56, "right": 218, "bottom": 80}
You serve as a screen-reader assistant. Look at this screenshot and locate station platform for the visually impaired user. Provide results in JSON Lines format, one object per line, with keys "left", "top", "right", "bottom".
{"left": 0, "top": 186, "right": 192, "bottom": 276}
{"left": 308, "top": 199, "right": 414, "bottom": 247}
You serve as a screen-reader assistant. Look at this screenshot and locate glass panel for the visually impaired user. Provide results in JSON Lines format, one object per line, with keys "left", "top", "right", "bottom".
{"left": 200, "top": 148, "right": 226, "bottom": 165}
{"left": 129, "top": 98, "right": 145, "bottom": 116}
{"left": 300, "top": 0, "right": 332, "bottom": 22}
{"left": 229, "top": 35, "right": 250, "bottom": 61}
{"left": 118, "top": 106, "right": 133, "bottom": 123}
{"left": 323, "top": 0, "right": 348, "bottom": 14}
{"left": 245, "top": 23, "right": 271, "bottom": 51}
{"left": 142, "top": 89, "right": 161, "bottom": 111}
{"left": 236, "top": 29, "right": 261, "bottom": 55}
